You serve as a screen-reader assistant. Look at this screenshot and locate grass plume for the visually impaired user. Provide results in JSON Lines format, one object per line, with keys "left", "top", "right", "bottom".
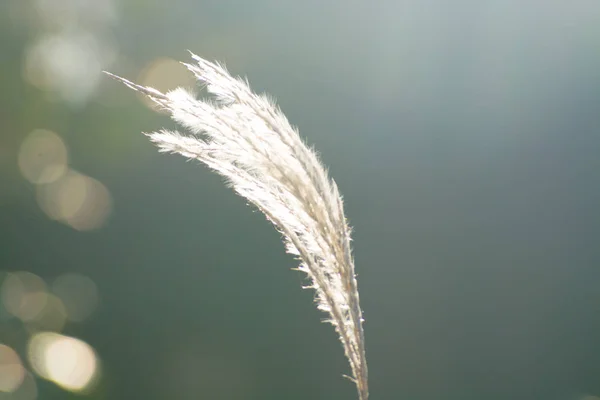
{"left": 105, "top": 53, "right": 368, "bottom": 400}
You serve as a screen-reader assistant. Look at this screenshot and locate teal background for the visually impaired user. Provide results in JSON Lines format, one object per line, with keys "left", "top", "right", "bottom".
{"left": 1, "top": 1, "right": 600, "bottom": 399}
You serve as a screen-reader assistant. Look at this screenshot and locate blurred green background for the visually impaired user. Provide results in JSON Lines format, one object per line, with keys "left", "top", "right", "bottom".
{"left": 1, "top": 1, "right": 600, "bottom": 399}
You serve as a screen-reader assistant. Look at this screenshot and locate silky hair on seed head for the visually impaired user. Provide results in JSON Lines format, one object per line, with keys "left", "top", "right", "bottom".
{"left": 106, "top": 53, "right": 369, "bottom": 400}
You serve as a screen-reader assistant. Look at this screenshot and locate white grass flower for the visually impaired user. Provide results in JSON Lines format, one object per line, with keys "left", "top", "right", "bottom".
{"left": 105, "top": 53, "right": 368, "bottom": 400}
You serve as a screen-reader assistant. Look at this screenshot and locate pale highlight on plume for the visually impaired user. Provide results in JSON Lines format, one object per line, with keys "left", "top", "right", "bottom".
{"left": 105, "top": 53, "right": 368, "bottom": 400}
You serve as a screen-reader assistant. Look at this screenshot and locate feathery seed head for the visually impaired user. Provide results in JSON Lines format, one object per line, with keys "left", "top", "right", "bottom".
{"left": 106, "top": 54, "right": 368, "bottom": 400}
